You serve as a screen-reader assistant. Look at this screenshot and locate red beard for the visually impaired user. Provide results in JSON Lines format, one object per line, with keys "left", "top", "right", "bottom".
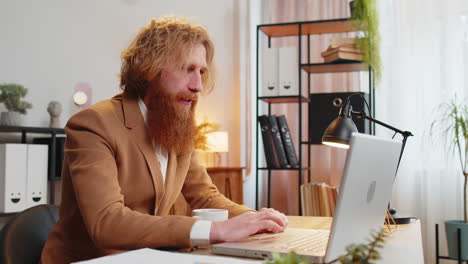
{"left": 145, "top": 88, "right": 198, "bottom": 154}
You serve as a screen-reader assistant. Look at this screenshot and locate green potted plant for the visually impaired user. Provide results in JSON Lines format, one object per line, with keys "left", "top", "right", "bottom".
{"left": 0, "top": 83, "right": 33, "bottom": 126}
{"left": 431, "top": 98, "right": 468, "bottom": 260}
{"left": 349, "top": 0, "right": 382, "bottom": 84}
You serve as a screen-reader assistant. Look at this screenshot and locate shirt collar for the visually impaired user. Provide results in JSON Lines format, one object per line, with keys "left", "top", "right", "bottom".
{"left": 138, "top": 97, "right": 148, "bottom": 124}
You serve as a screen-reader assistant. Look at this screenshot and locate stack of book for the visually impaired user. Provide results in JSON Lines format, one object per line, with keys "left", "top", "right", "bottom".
{"left": 258, "top": 115, "right": 299, "bottom": 169}
{"left": 321, "top": 37, "right": 363, "bottom": 63}
{"left": 300, "top": 182, "right": 338, "bottom": 217}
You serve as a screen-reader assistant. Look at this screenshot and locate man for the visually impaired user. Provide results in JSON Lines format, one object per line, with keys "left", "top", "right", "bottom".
{"left": 41, "top": 16, "right": 287, "bottom": 263}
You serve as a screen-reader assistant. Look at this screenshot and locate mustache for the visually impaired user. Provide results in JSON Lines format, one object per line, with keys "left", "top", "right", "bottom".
{"left": 176, "top": 91, "right": 199, "bottom": 101}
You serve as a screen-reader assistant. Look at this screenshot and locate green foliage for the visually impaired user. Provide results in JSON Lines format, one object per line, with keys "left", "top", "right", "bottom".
{"left": 194, "top": 122, "right": 220, "bottom": 150}
{"left": 264, "top": 251, "right": 309, "bottom": 264}
{"left": 338, "top": 229, "right": 386, "bottom": 264}
{"left": 431, "top": 98, "right": 468, "bottom": 174}
{"left": 0, "top": 83, "right": 33, "bottom": 114}
{"left": 263, "top": 229, "right": 386, "bottom": 264}
{"left": 351, "top": 0, "right": 382, "bottom": 84}
{"left": 431, "top": 97, "right": 468, "bottom": 222}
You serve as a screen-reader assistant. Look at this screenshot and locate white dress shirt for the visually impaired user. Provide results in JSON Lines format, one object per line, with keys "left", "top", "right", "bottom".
{"left": 138, "top": 98, "right": 211, "bottom": 246}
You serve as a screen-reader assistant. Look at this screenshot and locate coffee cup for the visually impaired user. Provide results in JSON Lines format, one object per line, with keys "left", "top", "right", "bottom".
{"left": 192, "top": 208, "right": 228, "bottom": 222}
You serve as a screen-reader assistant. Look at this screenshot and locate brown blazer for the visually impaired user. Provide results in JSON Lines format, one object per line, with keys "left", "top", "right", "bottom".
{"left": 41, "top": 93, "right": 251, "bottom": 264}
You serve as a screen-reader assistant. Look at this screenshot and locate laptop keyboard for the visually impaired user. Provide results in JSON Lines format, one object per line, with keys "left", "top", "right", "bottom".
{"left": 272, "top": 229, "right": 330, "bottom": 253}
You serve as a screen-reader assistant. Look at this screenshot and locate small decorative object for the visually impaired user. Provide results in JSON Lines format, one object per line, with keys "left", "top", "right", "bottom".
{"left": 73, "top": 82, "right": 93, "bottom": 109}
{"left": 431, "top": 97, "right": 468, "bottom": 259}
{"left": 73, "top": 91, "right": 88, "bottom": 106}
{"left": 264, "top": 229, "right": 386, "bottom": 264}
{"left": 0, "top": 83, "right": 33, "bottom": 126}
{"left": 47, "top": 101, "right": 63, "bottom": 128}
{"left": 350, "top": 0, "right": 382, "bottom": 84}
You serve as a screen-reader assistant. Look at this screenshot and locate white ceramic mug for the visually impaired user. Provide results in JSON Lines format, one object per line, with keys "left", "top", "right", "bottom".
{"left": 192, "top": 208, "right": 228, "bottom": 222}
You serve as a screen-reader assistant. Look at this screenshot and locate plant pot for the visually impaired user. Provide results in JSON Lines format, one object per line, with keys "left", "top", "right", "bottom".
{"left": 445, "top": 220, "right": 468, "bottom": 260}
{"left": 0, "top": 111, "right": 23, "bottom": 126}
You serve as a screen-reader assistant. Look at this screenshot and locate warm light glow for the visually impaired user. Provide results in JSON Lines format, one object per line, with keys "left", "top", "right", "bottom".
{"left": 206, "top": 131, "right": 229, "bottom": 153}
{"left": 322, "top": 141, "right": 350, "bottom": 149}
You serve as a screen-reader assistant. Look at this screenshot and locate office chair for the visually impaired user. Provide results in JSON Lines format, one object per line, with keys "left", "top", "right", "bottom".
{"left": 0, "top": 204, "right": 59, "bottom": 264}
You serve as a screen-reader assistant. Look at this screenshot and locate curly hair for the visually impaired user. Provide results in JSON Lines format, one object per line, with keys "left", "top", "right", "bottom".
{"left": 120, "top": 16, "right": 216, "bottom": 97}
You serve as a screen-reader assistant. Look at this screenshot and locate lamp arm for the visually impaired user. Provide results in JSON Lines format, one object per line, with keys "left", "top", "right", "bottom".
{"left": 352, "top": 111, "right": 413, "bottom": 174}
{"left": 352, "top": 111, "right": 413, "bottom": 138}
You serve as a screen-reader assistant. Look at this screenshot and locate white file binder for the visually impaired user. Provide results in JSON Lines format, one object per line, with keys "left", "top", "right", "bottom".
{"left": 279, "top": 46, "right": 299, "bottom": 96}
{"left": 0, "top": 144, "right": 27, "bottom": 213}
{"left": 26, "top": 144, "right": 48, "bottom": 207}
{"left": 261, "top": 47, "right": 279, "bottom": 96}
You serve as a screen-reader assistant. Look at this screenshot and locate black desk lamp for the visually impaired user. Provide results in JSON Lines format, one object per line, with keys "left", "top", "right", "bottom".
{"left": 321, "top": 93, "right": 414, "bottom": 224}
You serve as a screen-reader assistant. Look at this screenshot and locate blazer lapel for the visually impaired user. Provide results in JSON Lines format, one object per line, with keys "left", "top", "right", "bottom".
{"left": 157, "top": 151, "right": 192, "bottom": 216}
{"left": 121, "top": 93, "right": 165, "bottom": 214}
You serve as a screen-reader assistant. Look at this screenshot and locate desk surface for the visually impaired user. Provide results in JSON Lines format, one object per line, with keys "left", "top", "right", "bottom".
{"left": 80, "top": 216, "right": 424, "bottom": 264}
{"left": 194, "top": 216, "right": 424, "bottom": 264}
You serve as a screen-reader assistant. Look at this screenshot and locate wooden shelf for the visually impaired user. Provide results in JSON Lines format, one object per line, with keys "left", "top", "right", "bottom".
{"left": 258, "top": 96, "right": 309, "bottom": 103}
{"left": 259, "top": 18, "right": 357, "bottom": 38}
{"left": 302, "top": 62, "right": 367, "bottom": 73}
{"left": 258, "top": 167, "right": 308, "bottom": 171}
{"left": 0, "top": 126, "right": 65, "bottom": 134}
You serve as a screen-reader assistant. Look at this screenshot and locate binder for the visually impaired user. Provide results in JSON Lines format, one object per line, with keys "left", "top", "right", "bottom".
{"left": 261, "top": 48, "right": 279, "bottom": 96}
{"left": 279, "top": 46, "right": 299, "bottom": 96}
{"left": 0, "top": 144, "right": 27, "bottom": 213}
{"left": 258, "top": 115, "right": 280, "bottom": 168}
{"left": 276, "top": 115, "right": 299, "bottom": 167}
{"left": 268, "top": 115, "right": 288, "bottom": 168}
{"left": 26, "top": 144, "right": 48, "bottom": 208}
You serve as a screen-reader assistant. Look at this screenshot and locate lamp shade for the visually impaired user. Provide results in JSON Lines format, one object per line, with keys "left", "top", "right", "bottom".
{"left": 206, "top": 131, "right": 229, "bottom": 153}
{"left": 321, "top": 115, "right": 358, "bottom": 149}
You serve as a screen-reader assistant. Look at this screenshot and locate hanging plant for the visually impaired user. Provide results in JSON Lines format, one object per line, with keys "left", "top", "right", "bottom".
{"left": 350, "top": 0, "right": 382, "bottom": 84}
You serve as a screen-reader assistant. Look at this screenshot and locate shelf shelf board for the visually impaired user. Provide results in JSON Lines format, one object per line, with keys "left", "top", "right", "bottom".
{"left": 259, "top": 18, "right": 357, "bottom": 38}
{"left": 302, "top": 62, "right": 367, "bottom": 73}
{"left": 257, "top": 167, "right": 308, "bottom": 171}
{"left": 0, "top": 126, "right": 65, "bottom": 134}
{"left": 258, "top": 96, "right": 309, "bottom": 103}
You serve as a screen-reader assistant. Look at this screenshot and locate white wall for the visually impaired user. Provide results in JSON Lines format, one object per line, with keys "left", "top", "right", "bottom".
{"left": 0, "top": 0, "right": 242, "bottom": 166}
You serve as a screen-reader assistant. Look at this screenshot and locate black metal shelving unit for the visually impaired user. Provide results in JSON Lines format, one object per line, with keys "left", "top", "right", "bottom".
{"left": 0, "top": 126, "right": 65, "bottom": 205}
{"left": 255, "top": 18, "right": 375, "bottom": 214}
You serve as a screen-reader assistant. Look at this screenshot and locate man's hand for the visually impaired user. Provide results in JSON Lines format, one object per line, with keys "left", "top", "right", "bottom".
{"left": 209, "top": 208, "right": 288, "bottom": 243}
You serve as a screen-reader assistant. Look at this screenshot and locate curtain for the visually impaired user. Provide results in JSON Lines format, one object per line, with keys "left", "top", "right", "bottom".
{"left": 378, "top": 0, "right": 468, "bottom": 263}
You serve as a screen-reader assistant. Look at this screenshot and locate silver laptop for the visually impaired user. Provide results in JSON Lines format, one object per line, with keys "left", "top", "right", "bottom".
{"left": 212, "top": 133, "right": 402, "bottom": 263}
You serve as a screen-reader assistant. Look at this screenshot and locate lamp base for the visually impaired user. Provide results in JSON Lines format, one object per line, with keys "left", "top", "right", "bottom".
{"left": 388, "top": 207, "right": 414, "bottom": 224}
{"left": 391, "top": 214, "right": 413, "bottom": 224}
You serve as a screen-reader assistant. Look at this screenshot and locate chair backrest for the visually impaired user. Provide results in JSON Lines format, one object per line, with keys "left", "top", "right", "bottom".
{"left": 0, "top": 205, "right": 59, "bottom": 264}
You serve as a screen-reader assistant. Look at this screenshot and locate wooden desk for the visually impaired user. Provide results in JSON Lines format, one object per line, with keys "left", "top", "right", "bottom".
{"left": 286, "top": 216, "right": 424, "bottom": 263}
{"left": 80, "top": 216, "right": 424, "bottom": 263}
{"left": 193, "top": 216, "right": 424, "bottom": 264}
